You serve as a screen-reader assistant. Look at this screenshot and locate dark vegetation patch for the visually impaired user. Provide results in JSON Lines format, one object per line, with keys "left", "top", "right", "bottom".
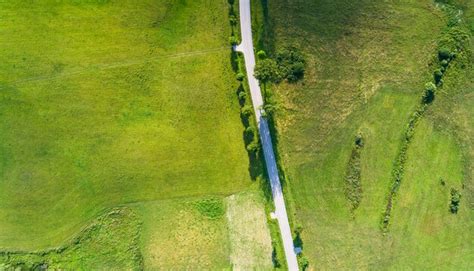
{"left": 193, "top": 198, "right": 226, "bottom": 220}
{"left": 254, "top": 47, "right": 306, "bottom": 91}
{"left": 345, "top": 134, "right": 364, "bottom": 212}
{"left": 275, "top": 47, "right": 306, "bottom": 83}
{"left": 449, "top": 188, "right": 462, "bottom": 214}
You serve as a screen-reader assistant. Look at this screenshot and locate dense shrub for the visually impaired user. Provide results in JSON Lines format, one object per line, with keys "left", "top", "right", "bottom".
{"left": 229, "top": 15, "right": 237, "bottom": 26}
{"left": 257, "top": 50, "right": 267, "bottom": 59}
{"left": 438, "top": 48, "right": 452, "bottom": 61}
{"left": 194, "top": 198, "right": 225, "bottom": 219}
{"left": 434, "top": 69, "right": 444, "bottom": 84}
{"left": 450, "top": 188, "right": 461, "bottom": 214}
{"left": 423, "top": 82, "right": 437, "bottom": 104}
{"left": 254, "top": 59, "right": 281, "bottom": 85}
{"left": 244, "top": 126, "right": 255, "bottom": 139}
{"left": 246, "top": 141, "right": 259, "bottom": 152}
{"left": 229, "top": 36, "right": 239, "bottom": 46}
{"left": 275, "top": 47, "right": 306, "bottom": 82}
{"left": 241, "top": 105, "right": 253, "bottom": 116}
{"left": 238, "top": 91, "right": 246, "bottom": 100}
{"left": 298, "top": 256, "right": 309, "bottom": 271}
{"left": 263, "top": 101, "right": 278, "bottom": 117}
{"left": 236, "top": 72, "right": 245, "bottom": 81}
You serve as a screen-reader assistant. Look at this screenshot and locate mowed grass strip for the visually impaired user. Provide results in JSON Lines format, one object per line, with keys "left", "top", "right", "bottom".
{"left": 0, "top": 0, "right": 251, "bottom": 250}
{"left": 136, "top": 198, "right": 231, "bottom": 270}
{"left": 226, "top": 191, "right": 273, "bottom": 270}
{"left": 137, "top": 190, "right": 273, "bottom": 270}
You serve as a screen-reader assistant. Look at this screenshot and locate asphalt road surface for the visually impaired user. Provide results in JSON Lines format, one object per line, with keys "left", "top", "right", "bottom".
{"left": 235, "top": 0, "right": 299, "bottom": 269}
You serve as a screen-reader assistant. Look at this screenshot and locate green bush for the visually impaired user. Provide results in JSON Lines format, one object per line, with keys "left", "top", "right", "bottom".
{"left": 440, "top": 59, "right": 449, "bottom": 67}
{"left": 229, "top": 15, "right": 237, "bottom": 26}
{"left": 257, "top": 50, "right": 267, "bottom": 59}
{"left": 433, "top": 69, "right": 443, "bottom": 84}
{"left": 298, "top": 256, "right": 309, "bottom": 271}
{"left": 236, "top": 72, "right": 245, "bottom": 81}
{"left": 355, "top": 133, "right": 364, "bottom": 147}
{"left": 241, "top": 105, "right": 253, "bottom": 116}
{"left": 287, "top": 62, "right": 305, "bottom": 82}
{"left": 238, "top": 90, "right": 247, "bottom": 100}
{"left": 438, "top": 48, "right": 452, "bottom": 61}
{"left": 275, "top": 47, "right": 306, "bottom": 82}
{"left": 227, "top": 0, "right": 235, "bottom": 5}
{"left": 423, "top": 82, "right": 437, "bottom": 104}
{"left": 229, "top": 36, "right": 239, "bottom": 46}
{"left": 263, "top": 102, "right": 279, "bottom": 117}
{"left": 254, "top": 58, "right": 281, "bottom": 84}
{"left": 245, "top": 126, "right": 255, "bottom": 138}
{"left": 246, "top": 141, "right": 260, "bottom": 152}
{"left": 449, "top": 188, "right": 461, "bottom": 214}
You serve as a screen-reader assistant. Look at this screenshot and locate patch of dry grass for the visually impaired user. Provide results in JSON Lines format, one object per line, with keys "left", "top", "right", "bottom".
{"left": 226, "top": 191, "right": 273, "bottom": 270}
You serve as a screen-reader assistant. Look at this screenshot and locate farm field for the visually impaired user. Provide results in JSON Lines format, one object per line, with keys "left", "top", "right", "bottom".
{"left": 0, "top": 0, "right": 266, "bottom": 265}
{"left": 137, "top": 191, "right": 273, "bottom": 270}
{"left": 1, "top": 190, "right": 273, "bottom": 270}
{"left": 263, "top": 0, "right": 473, "bottom": 269}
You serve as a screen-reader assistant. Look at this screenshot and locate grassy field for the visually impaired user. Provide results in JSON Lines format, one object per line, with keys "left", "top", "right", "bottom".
{"left": 0, "top": 208, "right": 142, "bottom": 270}
{"left": 137, "top": 190, "right": 273, "bottom": 270}
{"left": 226, "top": 191, "right": 273, "bottom": 270}
{"left": 0, "top": 189, "right": 274, "bottom": 270}
{"left": 0, "top": 0, "right": 254, "bottom": 251}
{"left": 263, "top": 0, "right": 473, "bottom": 269}
{"left": 137, "top": 198, "right": 231, "bottom": 270}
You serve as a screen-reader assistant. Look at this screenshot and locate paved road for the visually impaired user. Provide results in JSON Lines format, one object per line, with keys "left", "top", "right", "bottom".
{"left": 235, "top": 0, "right": 299, "bottom": 270}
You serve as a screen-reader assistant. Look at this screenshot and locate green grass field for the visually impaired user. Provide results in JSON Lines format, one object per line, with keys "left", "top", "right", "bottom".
{"left": 1, "top": 208, "right": 142, "bottom": 270}
{"left": 1, "top": 190, "right": 273, "bottom": 270}
{"left": 264, "top": 0, "right": 473, "bottom": 269}
{"left": 137, "top": 191, "right": 273, "bottom": 270}
{"left": 137, "top": 198, "right": 232, "bottom": 270}
{"left": 0, "top": 0, "right": 254, "bottom": 252}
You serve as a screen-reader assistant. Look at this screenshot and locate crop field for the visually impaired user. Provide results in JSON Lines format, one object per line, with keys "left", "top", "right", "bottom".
{"left": 0, "top": 0, "right": 259, "bottom": 258}
{"left": 264, "top": 0, "right": 473, "bottom": 269}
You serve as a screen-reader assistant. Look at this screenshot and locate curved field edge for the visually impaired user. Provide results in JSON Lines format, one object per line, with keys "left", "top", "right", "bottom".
{"left": 0, "top": 190, "right": 274, "bottom": 270}
{"left": 0, "top": 208, "right": 143, "bottom": 270}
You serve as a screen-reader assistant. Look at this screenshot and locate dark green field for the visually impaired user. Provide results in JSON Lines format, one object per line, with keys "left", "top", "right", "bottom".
{"left": 264, "top": 0, "right": 473, "bottom": 269}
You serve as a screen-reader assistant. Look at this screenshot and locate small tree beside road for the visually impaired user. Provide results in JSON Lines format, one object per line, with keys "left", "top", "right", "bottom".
{"left": 254, "top": 59, "right": 280, "bottom": 101}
